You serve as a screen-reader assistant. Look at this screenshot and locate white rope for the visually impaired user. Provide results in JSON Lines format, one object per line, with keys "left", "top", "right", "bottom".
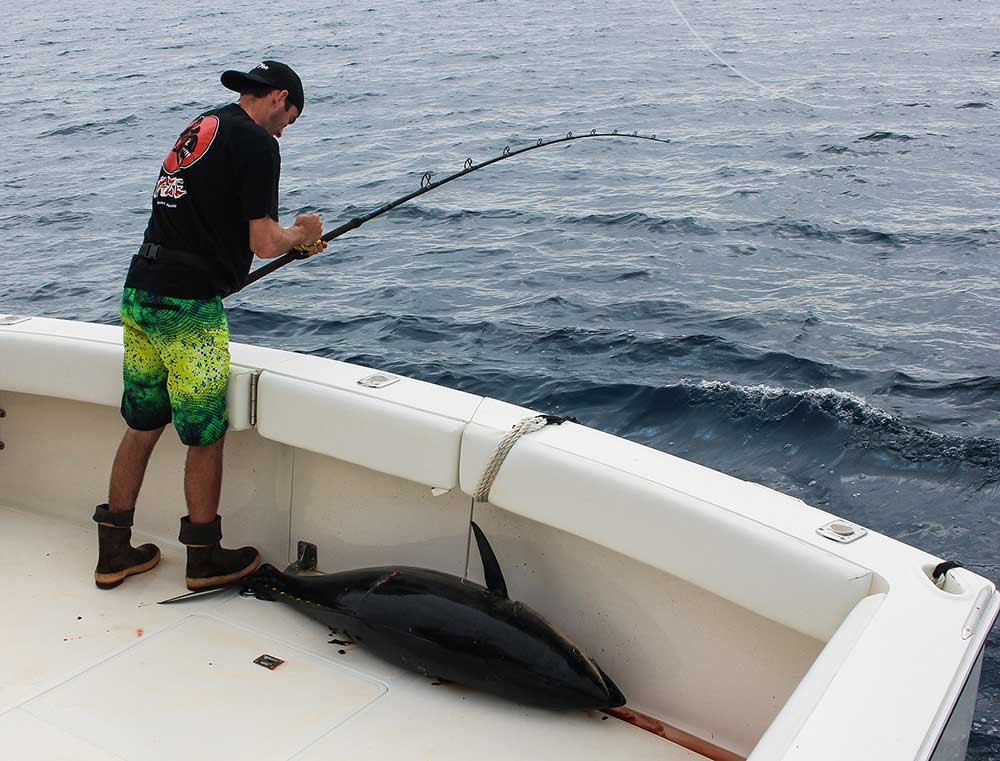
{"left": 472, "top": 415, "right": 551, "bottom": 504}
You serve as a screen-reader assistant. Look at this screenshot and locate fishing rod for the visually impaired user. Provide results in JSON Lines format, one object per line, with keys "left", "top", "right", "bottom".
{"left": 236, "top": 130, "right": 670, "bottom": 294}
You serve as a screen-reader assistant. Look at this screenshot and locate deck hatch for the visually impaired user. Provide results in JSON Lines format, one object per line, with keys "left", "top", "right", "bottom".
{"left": 254, "top": 654, "right": 286, "bottom": 670}
{"left": 23, "top": 614, "right": 386, "bottom": 761}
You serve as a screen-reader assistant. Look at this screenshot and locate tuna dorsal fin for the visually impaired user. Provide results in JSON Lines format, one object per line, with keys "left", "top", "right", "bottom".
{"left": 471, "top": 521, "right": 508, "bottom": 598}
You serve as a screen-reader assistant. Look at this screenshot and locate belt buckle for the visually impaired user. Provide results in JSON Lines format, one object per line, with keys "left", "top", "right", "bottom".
{"left": 138, "top": 243, "right": 160, "bottom": 261}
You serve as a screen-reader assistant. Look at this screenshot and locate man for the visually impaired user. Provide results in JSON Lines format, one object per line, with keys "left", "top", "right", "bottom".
{"left": 93, "top": 61, "right": 326, "bottom": 591}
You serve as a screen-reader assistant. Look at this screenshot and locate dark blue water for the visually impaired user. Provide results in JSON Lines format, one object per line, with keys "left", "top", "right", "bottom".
{"left": 4, "top": 0, "right": 999, "bottom": 753}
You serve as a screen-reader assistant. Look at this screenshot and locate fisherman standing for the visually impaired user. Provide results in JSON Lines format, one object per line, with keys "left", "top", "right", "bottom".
{"left": 93, "top": 61, "right": 326, "bottom": 590}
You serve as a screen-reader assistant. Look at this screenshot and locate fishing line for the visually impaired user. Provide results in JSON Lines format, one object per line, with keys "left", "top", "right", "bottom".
{"left": 666, "top": 0, "right": 834, "bottom": 111}
{"left": 233, "top": 130, "right": 670, "bottom": 295}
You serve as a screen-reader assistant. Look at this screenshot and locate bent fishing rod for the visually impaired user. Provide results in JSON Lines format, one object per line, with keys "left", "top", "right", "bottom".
{"left": 236, "top": 129, "right": 670, "bottom": 294}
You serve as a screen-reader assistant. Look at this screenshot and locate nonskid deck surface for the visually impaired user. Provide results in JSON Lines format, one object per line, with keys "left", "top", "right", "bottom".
{"left": 0, "top": 505, "right": 703, "bottom": 761}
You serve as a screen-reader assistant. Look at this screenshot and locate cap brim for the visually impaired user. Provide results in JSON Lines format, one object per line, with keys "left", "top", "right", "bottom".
{"left": 221, "top": 70, "right": 272, "bottom": 93}
{"left": 221, "top": 68, "right": 304, "bottom": 115}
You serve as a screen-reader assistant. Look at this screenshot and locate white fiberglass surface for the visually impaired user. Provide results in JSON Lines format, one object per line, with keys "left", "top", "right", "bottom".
{"left": 23, "top": 615, "right": 386, "bottom": 761}
{"left": 0, "top": 505, "right": 703, "bottom": 761}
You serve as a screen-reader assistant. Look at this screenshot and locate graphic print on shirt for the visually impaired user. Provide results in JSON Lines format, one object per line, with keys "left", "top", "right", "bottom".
{"left": 154, "top": 175, "right": 187, "bottom": 199}
{"left": 162, "top": 115, "right": 219, "bottom": 174}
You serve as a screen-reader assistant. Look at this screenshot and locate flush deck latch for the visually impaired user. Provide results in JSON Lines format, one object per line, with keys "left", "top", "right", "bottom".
{"left": 817, "top": 520, "right": 867, "bottom": 544}
{"left": 358, "top": 373, "right": 400, "bottom": 389}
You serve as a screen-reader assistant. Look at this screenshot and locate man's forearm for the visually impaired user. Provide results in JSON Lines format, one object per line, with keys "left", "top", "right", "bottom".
{"left": 250, "top": 217, "right": 311, "bottom": 259}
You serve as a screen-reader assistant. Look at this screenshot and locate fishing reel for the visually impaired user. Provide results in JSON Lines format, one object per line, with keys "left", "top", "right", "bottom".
{"left": 292, "top": 239, "right": 325, "bottom": 257}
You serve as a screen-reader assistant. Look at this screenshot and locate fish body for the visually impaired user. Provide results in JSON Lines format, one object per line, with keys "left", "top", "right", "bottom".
{"left": 242, "top": 527, "right": 625, "bottom": 710}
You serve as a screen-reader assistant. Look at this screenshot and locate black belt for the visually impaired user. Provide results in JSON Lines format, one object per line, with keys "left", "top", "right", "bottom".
{"left": 135, "top": 243, "right": 233, "bottom": 296}
{"left": 137, "top": 242, "right": 206, "bottom": 267}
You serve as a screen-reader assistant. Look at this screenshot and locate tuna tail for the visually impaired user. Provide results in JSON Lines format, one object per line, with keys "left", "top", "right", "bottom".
{"left": 240, "top": 563, "right": 286, "bottom": 601}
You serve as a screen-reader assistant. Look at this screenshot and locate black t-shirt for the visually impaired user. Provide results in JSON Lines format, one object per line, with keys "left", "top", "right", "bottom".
{"left": 125, "top": 103, "right": 279, "bottom": 299}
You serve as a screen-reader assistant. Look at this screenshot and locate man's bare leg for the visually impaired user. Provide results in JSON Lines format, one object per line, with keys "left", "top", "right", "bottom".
{"left": 185, "top": 435, "right": 225, "bottom": 524}
{"left": 98, "top": 426, "right": 164, "bottom": 589}
{"left": 108, "top": 426, "right": 166, "bottom": 513}
{"left": 179, "top": 433, "right": 259, "bottom": 590}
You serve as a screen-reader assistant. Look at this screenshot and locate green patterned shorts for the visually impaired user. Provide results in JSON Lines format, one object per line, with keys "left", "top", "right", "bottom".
{"left": 120, "top": 287, "right": 230, "bottom": 447}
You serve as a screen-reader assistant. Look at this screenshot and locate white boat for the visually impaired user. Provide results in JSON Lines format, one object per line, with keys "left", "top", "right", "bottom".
{"left": 1, "top": 312, "right": 996, "bottom": 761}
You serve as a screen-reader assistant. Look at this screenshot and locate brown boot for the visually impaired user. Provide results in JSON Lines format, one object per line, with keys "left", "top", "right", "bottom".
{"left": 179, "top": 515, "right": 260, "bottom": 591}
{"left": 93, "top": 505, "right": 161, "bottom": 590}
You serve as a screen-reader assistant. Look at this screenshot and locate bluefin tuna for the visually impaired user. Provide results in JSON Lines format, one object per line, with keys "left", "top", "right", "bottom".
{"left": 240, "top": 522, "right": 625, "bottom": 710}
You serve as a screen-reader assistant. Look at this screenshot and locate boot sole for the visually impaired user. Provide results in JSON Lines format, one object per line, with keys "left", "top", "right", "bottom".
{"left": 95, "top": 549, "right": 162, "bottom": 590}
{"left": 185, "top": 552, "right": 261, "bottom": 591}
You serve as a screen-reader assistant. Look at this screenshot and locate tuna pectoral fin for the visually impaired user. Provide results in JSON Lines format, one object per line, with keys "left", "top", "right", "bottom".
{"left": 237, "top": 563, "right": 284, "bottom": 601}
{"left": 597, "top": 664, "right": 627, "bottom": 708}
{"left": 471, "top": 521, "right": 508, "bottom": 598}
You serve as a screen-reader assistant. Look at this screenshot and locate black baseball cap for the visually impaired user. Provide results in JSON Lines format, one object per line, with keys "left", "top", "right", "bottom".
{"left": 221, "top": 60, "right": 305, "bottom": 115}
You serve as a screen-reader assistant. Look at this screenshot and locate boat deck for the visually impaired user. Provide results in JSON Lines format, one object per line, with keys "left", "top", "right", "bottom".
{"left": 0, "top": 504, "right": 703, "bottom": 761}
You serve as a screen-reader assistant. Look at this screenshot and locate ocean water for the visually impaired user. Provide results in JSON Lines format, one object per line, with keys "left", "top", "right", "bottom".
{"left": 3, "top": 0, "right": 999, "bottom": 754}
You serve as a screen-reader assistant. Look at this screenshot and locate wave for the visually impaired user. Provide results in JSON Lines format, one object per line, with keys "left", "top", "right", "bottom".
{"left": 163, "top": 101, "right": 204, "bottom": 113}
{"left": 744, "top": 217, "right": 998, "bottom": 248}
{"left": 226, "top": 305, "right": 384, "bottom": 339}
{"left": 293, "top": 314, "right": 999, "bottom": 474}
{"left": 376, "top": 361, "right": 1000, "bottom": 479}
{"left": 230, "top": 301, "right": 1000, "bottom": 414}
{"left": 338, "top": 201, "right": 996, "bottom": 251}
{"left": 683, "top": 379, "right": 894, "bottom": 425}
{"left": 39, "top": 114, "right": 138, "bottom": 138}
{"left": 313, "top": 91, "right": 386, "bottom": 105}
{"left": 379, "top": 205, "right": 544, "bottom": 224}
{"left": 563, "top": 212, "right": 718, "bottom": 236}
{"left": 746, "top": 218, "right": 907, "bottom": 246}
{"left": 856, "top": 131, "right": 915, "bottom": 142}
{"left": 531, "top": 376, "right": 999, "bottom": 477}
{"left": 232, "top": 304, "right": 894, "bottom": 400}
{"left": 677, "top": 379, "right": 1000, "bottom": 471}
{"left": 375, "top": 205, "right": 720, "bottom": 236}
{"left": 872, "top": 372, "right": 1000, "bottom": 407}
{"left": 614, "top": 269, "right": 651, "bottom": 281}
{"left": 225, "top": 308, "right": 1000, "bottom": 488}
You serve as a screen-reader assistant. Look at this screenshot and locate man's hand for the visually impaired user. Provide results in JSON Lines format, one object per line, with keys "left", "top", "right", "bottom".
{"left": 293, "top": 214, "right": 327, "bottom": 257}
{"left": 250, "top": 215, "right": 327, "bottom": 259}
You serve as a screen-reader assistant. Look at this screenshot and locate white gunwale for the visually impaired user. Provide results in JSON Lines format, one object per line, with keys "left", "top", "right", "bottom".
{"left": 0, "top": 313, "right": 996, "bottom": 761}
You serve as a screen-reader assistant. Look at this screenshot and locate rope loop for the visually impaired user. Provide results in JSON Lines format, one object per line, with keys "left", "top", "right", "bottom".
{"left": 566, "top": 131, "right": 573, "bottom": 139}
{"left": 421, "top": 172, "right": 434, "bottom": 189}
{"left": 537, "top": 138, "right": 544, "bottom": 146}
{"left": 590, "top": 129, "right": 597, "bottom": 135}
{"left": 464, "top": 157, "right": 473, "bottom": 170}
{"left": 503, "top": 145, "right": 511, "bottom": 156}
{"left": 612, "top": 129, "right": 618, "bottom": 135}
